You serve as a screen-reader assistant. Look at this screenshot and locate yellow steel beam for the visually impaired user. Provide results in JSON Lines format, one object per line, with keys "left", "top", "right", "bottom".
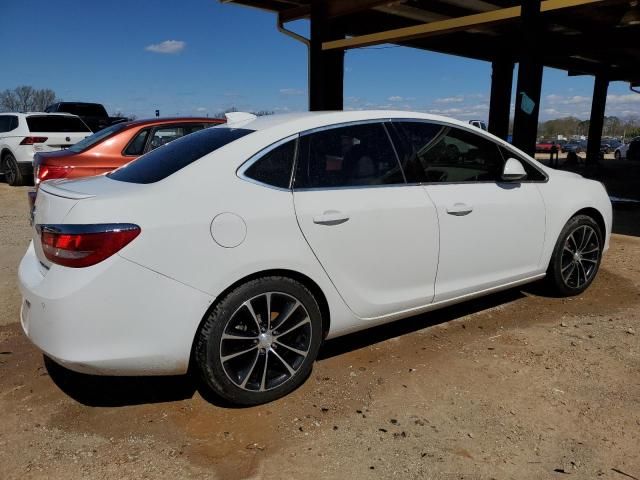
{"left": 322, "top": 0, "right": 608, "bottom": 50}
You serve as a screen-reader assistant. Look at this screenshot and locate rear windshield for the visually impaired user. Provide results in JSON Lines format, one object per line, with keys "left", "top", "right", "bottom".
{"left": 68, "top": 123, "right": 127, "bottom": 153}
{"left": 57, "top": 103, "right": 107, "bottom": 117}
{"left": 108, "top": 127, "right": 254, "bottom": 184}
{"left": 26, "top": 115, "right": 91, "bottom": 133}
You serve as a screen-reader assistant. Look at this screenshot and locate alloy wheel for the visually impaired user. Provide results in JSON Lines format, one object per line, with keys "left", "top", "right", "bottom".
{"left": 3, "top": 158, "right": 16, "bottom": 185}
{"left": 560, "top": 225, "right": 600, "bottom": 289}
{"left": 219, "top": 292, "right": 312, "bottom": 392}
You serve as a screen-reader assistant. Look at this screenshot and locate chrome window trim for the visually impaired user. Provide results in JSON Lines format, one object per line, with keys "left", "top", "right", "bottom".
{"left": 236, "top": 133, "right": 299, "bottom": 192}
{"left": 390, "top": 118, "right": 549, "bottom": 184}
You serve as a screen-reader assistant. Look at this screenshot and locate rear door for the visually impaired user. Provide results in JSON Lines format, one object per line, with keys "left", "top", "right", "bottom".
{"left": 293, "top": 121, "right": 439, "bottom": 319}
{"left": 393, "top": 121, "right": 546, "bottom": 301}
{"left": 26, "top": 115, "right": 91, "bottom": 151}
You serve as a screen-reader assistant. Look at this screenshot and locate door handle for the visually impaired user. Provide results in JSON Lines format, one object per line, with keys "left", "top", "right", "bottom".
{"left": 313, "top": 210, "right": 350, "bottom": 226}
{"left": 446, "top": 203, "right": 473, "bottom": 216}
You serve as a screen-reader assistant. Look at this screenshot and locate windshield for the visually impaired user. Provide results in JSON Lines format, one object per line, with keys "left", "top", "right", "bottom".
{"left": 68, "top": 123, "right": 127, "bottom": 153}
{"left": 108, "top": 127, "right": 254, "bottom": 184}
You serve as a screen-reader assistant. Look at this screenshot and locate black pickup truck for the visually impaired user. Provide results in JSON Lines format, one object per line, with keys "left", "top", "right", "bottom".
{"left": 44, "top": 102, "right": 128, "bottom": 132}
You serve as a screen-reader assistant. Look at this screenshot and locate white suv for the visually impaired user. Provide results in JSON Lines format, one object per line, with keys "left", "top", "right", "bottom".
{"left": 0, "top": 113, "right": 91, "bottom": 186}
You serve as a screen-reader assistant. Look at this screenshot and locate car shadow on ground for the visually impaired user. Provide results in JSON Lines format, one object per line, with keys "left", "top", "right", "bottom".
{"left": 318, "top": 288, "right": 525, "bottom": 360}
{"left": 45, "top": 286, "right": 530, "bottom": 408}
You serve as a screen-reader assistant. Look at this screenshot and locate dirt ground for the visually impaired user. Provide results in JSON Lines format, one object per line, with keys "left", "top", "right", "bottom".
{"left": 1, "top": 161, "right": 639, "bottom": 479}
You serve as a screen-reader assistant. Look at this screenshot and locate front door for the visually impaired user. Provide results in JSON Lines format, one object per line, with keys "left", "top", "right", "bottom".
{"left": 293, "top": 121, "right": 439, "bottom": 319}
{"left": 392, "top": 121, "right": 546, "bottom": 301}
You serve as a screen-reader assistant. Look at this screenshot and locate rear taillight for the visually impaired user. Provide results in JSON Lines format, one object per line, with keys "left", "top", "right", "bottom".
{"left": 36, "top": 165, "right": 72, "bottom": 184}
{"left": 39, "top": 224, "right": 141, "bottom": 268}
{"left": 20, "top": 136, "right": 48, "bottom": 145}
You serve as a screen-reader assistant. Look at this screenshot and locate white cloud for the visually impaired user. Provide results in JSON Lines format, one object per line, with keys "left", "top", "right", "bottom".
{"left": 145, "top": 40, "right": 186, "bottom": 54}
{"left": 279, "top": 88, "right": 304, "bottom": 96}
{"left": 607, "top": 93, "right": 640, "bottom": 104}
{"left": 435, "top": 96, "right": 464, "bottom": 104}
{"left": 196, "top": 107, "right": 207, "bottom": 112}
{"left": 388, "top": 95, "right": 404, "bottom": 102}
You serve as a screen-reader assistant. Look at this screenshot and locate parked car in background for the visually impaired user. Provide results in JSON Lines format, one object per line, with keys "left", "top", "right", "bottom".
{"left": 562, "top": 140, "right": 586, "bottom": 154}
{"left": 34, "top": 117, "right": 224, "bottom": 186}
{"left": 0, "top": 113, "right": 91, "bottom": 186}
{"left": 535, "top": 140, "right": 560, "bottom": 153}
{"left": 45, "top": 102, "right": 128, "bottom": 132}
{"left": 468, "top": 119, "right": 487, "bottom": 131}
{"left": 20, "top": 110, "right": 611, "bottom": 405}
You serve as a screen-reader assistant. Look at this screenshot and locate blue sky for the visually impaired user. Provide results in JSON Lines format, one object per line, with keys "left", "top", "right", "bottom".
{"left": 1, "top": 0, "right": 639, "bottom": 121}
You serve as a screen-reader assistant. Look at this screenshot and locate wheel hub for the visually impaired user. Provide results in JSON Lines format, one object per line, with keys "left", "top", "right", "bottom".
{"left": 257, "top": 331, "right": 274, "bottom": 349}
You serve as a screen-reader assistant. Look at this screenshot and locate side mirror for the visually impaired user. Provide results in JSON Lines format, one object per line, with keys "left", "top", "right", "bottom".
{"left": 502, "top": 158, "right": 527, "bottom": 182}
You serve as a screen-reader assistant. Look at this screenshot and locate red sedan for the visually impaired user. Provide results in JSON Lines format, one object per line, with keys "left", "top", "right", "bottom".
{"left": 34, "top": 117, "right": 224, "bottom": 185}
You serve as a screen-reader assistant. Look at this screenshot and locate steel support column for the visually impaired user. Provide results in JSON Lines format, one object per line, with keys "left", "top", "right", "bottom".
{"left": 309, "top": 1, "right": 344, "bottom": 111}
{"left": 512, "top": 0, "right": 543, "bottom": 156}
{"left": 586, "top": 75, "right": 609, "bottom": 166}
{"left": 488, "top": 59, "right": 514, "bottom": 140}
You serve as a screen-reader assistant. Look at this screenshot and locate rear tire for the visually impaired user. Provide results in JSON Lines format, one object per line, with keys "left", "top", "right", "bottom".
{"left": 2, "top": 153, "right": 24, "bottom": 186}
{"left": 614, "top": 150, "right": 621, "bottom": 160}
{"left": 547, "top": 215, "right": 603, "bottom": 296}
{"left": 194, "top": 276, "right": 323, "bottom": 406}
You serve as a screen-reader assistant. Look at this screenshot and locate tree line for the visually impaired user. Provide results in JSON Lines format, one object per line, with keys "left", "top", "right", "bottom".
{"left": 0, "top": 86, "right": 57, "bottom": 112}
{"left": 538, "top": 116, "right": 640, "bottom": 139}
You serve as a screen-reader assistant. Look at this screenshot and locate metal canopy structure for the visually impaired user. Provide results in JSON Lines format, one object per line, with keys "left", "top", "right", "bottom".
{"left": 222, "top": 0, "right": 640, "bottom": 160}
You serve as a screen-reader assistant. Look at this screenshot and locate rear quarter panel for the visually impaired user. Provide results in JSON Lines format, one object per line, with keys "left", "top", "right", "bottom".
{"left": 62, "top": 132, "right": 357, "bottom": 338}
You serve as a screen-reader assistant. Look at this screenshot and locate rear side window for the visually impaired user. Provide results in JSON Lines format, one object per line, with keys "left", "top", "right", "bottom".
{"left": 0, "top": 115, "right": 18, "bottom": 133}
{"left": 123, "top": 128, "right": 149, "bottom": 156}
{"left": 26, "top": 115, "right": 91, "bottom": 133}
{"left": 109, "top": 127, "right": 254, "bottom": 184}
{"left": 395, "top": 122, "right": 504, "bottom": 183}
{"left": 294, "top": 122, "right": 404, "bottom": 189}
{"left": 243, "top": 140, "right": 296, "bottom": 189}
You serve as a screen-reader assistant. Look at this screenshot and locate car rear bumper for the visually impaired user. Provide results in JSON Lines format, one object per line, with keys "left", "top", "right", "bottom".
{"left": 18, "top": 241, "right": 213, "bottom": 375}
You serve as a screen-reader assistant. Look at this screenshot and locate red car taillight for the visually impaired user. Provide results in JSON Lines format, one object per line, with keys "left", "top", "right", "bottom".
{"left": 37, "top": 165, "right": 72, "bottom": 184}
{"left": 20, "top": 136, "right": 48, "bottom": 145}
{"left": 39, "top": 224, "right": 141, "bottom": 268}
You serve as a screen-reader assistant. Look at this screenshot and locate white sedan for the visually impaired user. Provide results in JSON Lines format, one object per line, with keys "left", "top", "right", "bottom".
{"left": 19, "top": 111, "right": 612, "bottom": 405}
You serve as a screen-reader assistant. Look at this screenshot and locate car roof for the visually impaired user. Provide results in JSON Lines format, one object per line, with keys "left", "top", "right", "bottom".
{"left": 119, "top": 117, "right": 225, "bottom": 129}
{"left": 231, "top": 110, "right": 484, "bottom": 134}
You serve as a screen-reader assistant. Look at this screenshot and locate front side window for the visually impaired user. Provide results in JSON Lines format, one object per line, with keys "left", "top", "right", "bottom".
{"left": 244, "top": 140, "right": 296, "bottom": 189}
{"left": 498, "top": 146, "right": 546, "bottom": 181}
{"left": 148, "top": 127, "right": 185, "bottom": 151}
{"left": 109, "top": 127, "right": 254, "bottom": 184}
{"left": 395, "top": 122, "right": 504, "bottom": 183}
{"left": 294, "top": 122, "right": 404, "bottom": 189}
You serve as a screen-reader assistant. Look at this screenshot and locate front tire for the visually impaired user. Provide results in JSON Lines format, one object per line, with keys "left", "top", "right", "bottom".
{"left": 2, "top": 153, "right": 24, "bottom": 186}
{"left": 547, "top": 215, "right": 603, "bottom": 296}
{"left": 195, "top": 276, "right": 323, "bottom": 406}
